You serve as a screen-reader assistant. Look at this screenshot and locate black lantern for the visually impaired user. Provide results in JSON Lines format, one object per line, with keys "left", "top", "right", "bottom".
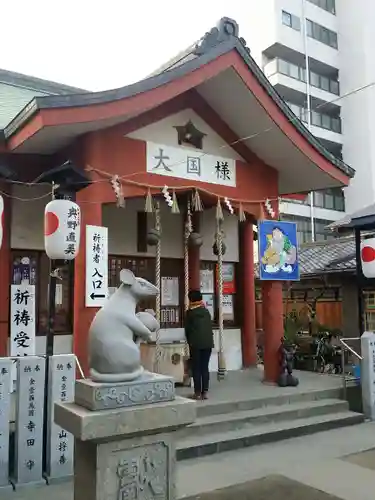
{"left": 212, "top": 240, "right": 227, "bottom": 256}
{"left": 189, "top": 232, "right": 203, "bottom": 247}
{"left": 147, "top": 228, "right": 161, "bottom": 246}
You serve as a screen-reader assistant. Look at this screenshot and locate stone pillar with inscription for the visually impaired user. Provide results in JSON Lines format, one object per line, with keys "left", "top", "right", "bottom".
{"left": 0, "top": 358, "right": 12, "bottom": 491}
{"left": 45, "top": 354, "right": 76, "bottom": 482}
{"left": 55, "top": 374, "right": 196, "bottom": 500}
{"left": 12, "top": 356, "right": 46, "bottom": 488}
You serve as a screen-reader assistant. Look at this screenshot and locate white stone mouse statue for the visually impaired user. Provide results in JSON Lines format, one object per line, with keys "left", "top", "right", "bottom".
{"left": 88, "top": 268, "right": 160, "bottom": 383}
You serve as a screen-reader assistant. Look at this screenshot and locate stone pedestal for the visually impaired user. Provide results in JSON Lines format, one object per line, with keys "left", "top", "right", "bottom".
{"left": 54, "top": 372, "right": 196, "bottom": 500}
{"left": 361, "top": 331, "right": 375, "bottom": 420}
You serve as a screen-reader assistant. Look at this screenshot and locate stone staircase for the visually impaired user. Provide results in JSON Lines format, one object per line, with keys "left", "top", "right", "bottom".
{"left": 176, "top": 388, "right": 364, "bottom": 461}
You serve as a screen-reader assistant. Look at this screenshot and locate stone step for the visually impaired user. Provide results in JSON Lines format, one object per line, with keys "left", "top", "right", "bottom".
{"left": 176, "top": 410, "right": 364, "bottom": 460}
{"left": 196, "top": 388, "right": 343, "bottom": 418}
{"left": 179, "top": 398, "right": 349, "bottom": 438}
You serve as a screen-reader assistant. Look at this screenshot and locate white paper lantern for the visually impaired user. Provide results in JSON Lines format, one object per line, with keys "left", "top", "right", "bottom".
{"left": 0, "top": 194, "right": 3, "bottom": 251}
{"left": 361, "top": 237, "right": 375, "bottom": 278}
{"left": 44, "top": 199, "right": 81, "bottom": 260}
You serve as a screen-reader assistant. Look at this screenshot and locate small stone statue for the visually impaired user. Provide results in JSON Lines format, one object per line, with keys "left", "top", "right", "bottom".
{"left": 277, "top": 337, "right": 299, "bottom": 387}
{"left": 89, "top": 269, "right": 160, "bottom": 383}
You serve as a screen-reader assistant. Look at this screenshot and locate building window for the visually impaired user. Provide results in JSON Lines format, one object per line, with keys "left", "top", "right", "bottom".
{"left": 281, "top": 215, "right": 336, "bottom": 243}
{"left": 310, "top": 71, "right": 320, "bottom": 88}
{"left": 286, "top": 101, "right": 341, "bottom": 134}
{"left": 289, "top": 63, "right": 300, "bottom": 79}
{"left": 273, "top": 58, "right": 339, "bottom": 95}
{"left": 282, "top": 10, "right": 292, "bottom": 26}
{"left": 306, "top": 19, "right": 338, "bottom": 48}
{"left": 307, "top": 0, "right": 336, "bottom": 14}
{"left": 320, "top": 75, "right": 330, "bottom": 92}
{"left": 304, "top": 188, "right": 345, "bottom": 211}
{"left": 330, "top": 80, "right": 339, "bottom": 95}
{"left": 282, "top": 10, "right": 301, "bottom": 31}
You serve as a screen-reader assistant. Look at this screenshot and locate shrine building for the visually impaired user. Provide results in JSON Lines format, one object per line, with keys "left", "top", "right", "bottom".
{"left": 0, "top": 18, "right": 354, "bottom": 383}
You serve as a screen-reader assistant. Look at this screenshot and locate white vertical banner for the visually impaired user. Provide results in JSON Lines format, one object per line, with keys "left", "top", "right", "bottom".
{"left": 10, "top": 285, "right": 36, "bottom": 389}
{"left": 85, "top": 225, "right": 108, "bottom": 308}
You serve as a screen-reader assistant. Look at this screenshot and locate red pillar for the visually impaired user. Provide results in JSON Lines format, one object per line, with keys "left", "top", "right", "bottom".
{"left": 0, "top": 184, "right": 10, "bottom": 356}
{"left": 73, "top": 185, "right": 102, "bottom": 376}
{"left": 188, "top": 212, "right": 200, "bottom": 290}
{"left": 262, "top": 280, "right": 284, "bottom": 383}
{"left": 239, "top": 220, "right": 257, "bottom": 367}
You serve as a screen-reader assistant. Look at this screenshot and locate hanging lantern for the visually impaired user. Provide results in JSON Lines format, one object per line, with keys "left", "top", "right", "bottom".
{"left": 44, "top": 199, "right": 81, "bottom": 260}
{"left": 147, "top": 228, "right": 161, "bottom": 246}
{"left": 212, "top": 238, "right": 227, "bottom": 256}
{"left": 0, "top": 194, "right": 3, "bottom": 251}
{"left": 361, "top": 237, "right": 375, "bottom": 278}
{"left": 189, "top": 232, "right": 203, "bottom": 247}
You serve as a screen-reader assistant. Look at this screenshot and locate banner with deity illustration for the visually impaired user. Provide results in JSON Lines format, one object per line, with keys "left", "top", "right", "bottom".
{"left": 258, "top": 220, "right": 300, "bottom": 281}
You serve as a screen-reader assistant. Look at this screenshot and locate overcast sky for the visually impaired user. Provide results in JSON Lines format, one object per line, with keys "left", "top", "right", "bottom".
{"left": 1, "top": 1, "right": 246, "bottom": 91}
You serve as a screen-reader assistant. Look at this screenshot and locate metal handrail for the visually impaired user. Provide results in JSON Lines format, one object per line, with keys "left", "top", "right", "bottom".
{"left": 339, "top": 338, "right": 362, "bottom": 361}
{"left": 339, "top": 337, "right": 361, "bottom": 399}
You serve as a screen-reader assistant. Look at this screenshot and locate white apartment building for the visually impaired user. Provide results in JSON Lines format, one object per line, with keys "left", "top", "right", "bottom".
{"left": 247, "top": 0, "right": 350, "bottom": 243}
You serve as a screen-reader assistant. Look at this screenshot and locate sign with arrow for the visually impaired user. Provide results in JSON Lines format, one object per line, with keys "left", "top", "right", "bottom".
{"left": 85, "top": 225, "right": 108, "bottom": 308}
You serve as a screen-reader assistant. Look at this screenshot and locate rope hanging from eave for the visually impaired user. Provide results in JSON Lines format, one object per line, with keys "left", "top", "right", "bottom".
{"left": 154, "top": 200, "right": 162, "bottom": 373}
{"left": 184, "top": 198, "right": 192, "bottom": 359}
{"left": 216, "top": 199, "right": 226, "bottom": 381}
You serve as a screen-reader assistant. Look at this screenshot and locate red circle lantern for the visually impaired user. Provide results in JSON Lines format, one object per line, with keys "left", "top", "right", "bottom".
{"left": 361, "top": 237, "right": 375, "bottom": 278}
{"left": 44, "top": 199, "right": 81, "bottom": 260}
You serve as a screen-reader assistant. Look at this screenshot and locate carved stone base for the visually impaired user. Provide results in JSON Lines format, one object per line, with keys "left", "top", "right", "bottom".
{"left": 75, "top": 371, "right": 175, "bottom": 411}
{"left": 54, "top": 387, "right": 196, "bottom": 500}
{"left": 75, "top": 433, "right": 175, "bottom": 499}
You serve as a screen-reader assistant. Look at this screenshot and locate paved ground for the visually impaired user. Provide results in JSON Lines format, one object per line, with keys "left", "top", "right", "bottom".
{"left": 184, "top": 475, "right": 344, "bottom": 500}
{"left": 342, "top": 448, "right": 375, "bottom": 471}
{"left": 176, "top": 367, "right": 345, "bottom": 402}
{"left": 3, "top": 421, "right": 375, "bottom": 500}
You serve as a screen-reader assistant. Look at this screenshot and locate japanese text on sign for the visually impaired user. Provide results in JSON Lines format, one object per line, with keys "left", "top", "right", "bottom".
{"left": 46, "top": 355, "right": 75, "bottom": 479}
{"left": 146, "top": 141, "right": 236, "bottom": 187}
{"left": 14, "top": 357, "right": 45, "bottom": 485}
{"left": 64, "top": 205, "right": 80, "bottom": 257}
{"left": 10, "top": 285, "right": 36, "bottom": 358}
{"left": 85, "top": 225, "right": 108, "bottom": 307}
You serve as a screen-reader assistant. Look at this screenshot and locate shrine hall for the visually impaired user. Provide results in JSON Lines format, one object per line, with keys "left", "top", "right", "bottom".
{"left": 0, "top": 18, "right": 354, "bottom": 383}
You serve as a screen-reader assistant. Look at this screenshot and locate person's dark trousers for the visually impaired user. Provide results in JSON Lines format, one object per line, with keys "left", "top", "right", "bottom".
{"left": 190, "top": 347, "right": 212, "bottom": 395}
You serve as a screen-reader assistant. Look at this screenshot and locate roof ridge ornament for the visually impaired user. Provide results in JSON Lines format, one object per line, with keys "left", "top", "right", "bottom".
{"left": 194, "top": 17, "right": 250, "bottom": 56}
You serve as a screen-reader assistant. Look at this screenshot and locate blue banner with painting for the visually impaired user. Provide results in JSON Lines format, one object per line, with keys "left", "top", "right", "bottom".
{"left": 258, "top": 220, "right": 300, "bottom": 281}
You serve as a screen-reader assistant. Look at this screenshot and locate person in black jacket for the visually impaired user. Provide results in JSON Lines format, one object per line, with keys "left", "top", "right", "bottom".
{"left": 185, "top": 289, "right": 214, "bottom": 400}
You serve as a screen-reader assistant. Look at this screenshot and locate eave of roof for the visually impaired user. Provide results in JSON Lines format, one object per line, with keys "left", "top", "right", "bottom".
{"left": 328, "top": 203, "right": 375, "bottom": 232}
{"left": 1, "top": 17, "right": 355, "bottom": 181}
{"left": 0, "top": 68, "right": 88, "bottom": 95}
